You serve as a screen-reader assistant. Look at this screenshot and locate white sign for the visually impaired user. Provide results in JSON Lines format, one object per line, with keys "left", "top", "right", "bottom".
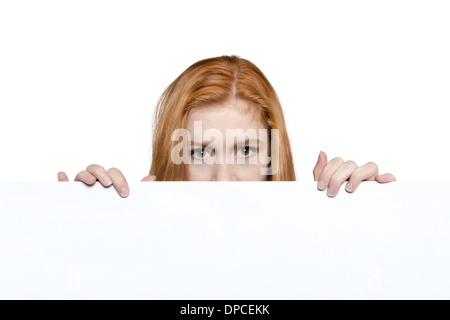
{"left": 0, "top": 181, "right": 449, "bottom": 299}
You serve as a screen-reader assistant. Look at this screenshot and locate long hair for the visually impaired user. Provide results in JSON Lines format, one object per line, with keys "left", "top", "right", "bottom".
{"left": 149, "top": 55, "right": 296, "bottom": 181}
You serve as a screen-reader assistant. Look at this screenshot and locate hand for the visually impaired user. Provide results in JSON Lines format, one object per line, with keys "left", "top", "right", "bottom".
{"left": 57, "top": 164, "right": 157, "bottom": 198}
{"left": 312, "top": 151, "right": 396, "bottom": 198}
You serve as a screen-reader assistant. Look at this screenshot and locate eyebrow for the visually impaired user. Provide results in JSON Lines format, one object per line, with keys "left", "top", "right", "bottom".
{"left": 190, "top": 138, "right": 260, "bottom": 148}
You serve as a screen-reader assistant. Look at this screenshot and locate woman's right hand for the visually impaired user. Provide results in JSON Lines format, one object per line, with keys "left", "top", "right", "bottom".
{"left": 57, "top": 164, "right": 156, "bottom": 198}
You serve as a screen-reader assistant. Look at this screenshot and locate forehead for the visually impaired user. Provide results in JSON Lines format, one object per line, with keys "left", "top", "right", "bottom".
{"left": 186, "top": 99, "right": 267, "bottom": 132}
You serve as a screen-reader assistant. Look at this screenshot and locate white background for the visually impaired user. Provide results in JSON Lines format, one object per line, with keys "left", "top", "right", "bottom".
{"left": 0, "top": 0, "right": 449, "bottom": 182}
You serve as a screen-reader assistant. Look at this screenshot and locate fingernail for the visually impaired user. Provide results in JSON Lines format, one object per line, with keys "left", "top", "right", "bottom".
{"left": 318, "top": 181, "right": 326, "bottom": 190}
{"left": 346, "top": 182, "right": 353, "bottom": 192}
{"left": 327, "top": 187, "right": 335, "bottom": 197}
{"left": 103, "top": 176, "right": 112, "bottom": 186}
{"left": 121, "top": 187, "right": 129, "bottom": 197}
{"left": 89, "top": 176, "right": 96, "bottom": 183}
{"left": 152, "top": 175, "right": 157, "bottom": 180}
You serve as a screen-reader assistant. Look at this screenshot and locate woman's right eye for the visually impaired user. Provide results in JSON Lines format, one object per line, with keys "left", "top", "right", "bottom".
{"left": 191, "top": 148, "right": 213, "bottom": 160}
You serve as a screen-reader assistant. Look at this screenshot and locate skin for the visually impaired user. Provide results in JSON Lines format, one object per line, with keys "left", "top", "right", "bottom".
{"left": 312, "top": 151, "right": 396, "bottom": 197}
{"left": 57, "top": 98, "right": 396, "bottom": 197}
{"left": 185, "top": 98, "right": 269, "bottom": 181}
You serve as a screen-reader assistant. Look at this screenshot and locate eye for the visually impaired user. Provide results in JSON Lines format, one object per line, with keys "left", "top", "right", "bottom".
{"left": 191, "top": 148, "right": 213, "bottom": 160}
{"left": 236, "top": 146, "right": 256, "bottom": 157}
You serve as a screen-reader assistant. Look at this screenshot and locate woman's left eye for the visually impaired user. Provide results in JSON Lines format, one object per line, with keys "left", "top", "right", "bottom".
{"left": 236, "top": 146, "right": 256, "bottom": 157}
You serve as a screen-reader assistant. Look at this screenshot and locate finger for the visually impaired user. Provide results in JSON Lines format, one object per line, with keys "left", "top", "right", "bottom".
{"left": 107, "top": 167, "right": 130, "bottom": 198}
{"left": 346, "top": 162, "right": 379, "bottom": 192}
{"left": 57, "top": 171, "right": 69, "bottom": 182}
{"left": 327, "top": 160, "right": 358, "bottom": 197}
{"left": 74, "top": 170, "right": 97, "bottom": 185}
{"left": 313, "top": 151, "right": 328, "bottom": 181}
{"left": 375, "top": 173, "right": 396, "bottom": 183}
{"left": 317, "top": 157, "right": 343, "bottom": 191}
{"left": 141, "top": 175, "right": 157, "bottom": 182}
{"left": 86, "top": 164, "right": 113, "bottom": 187}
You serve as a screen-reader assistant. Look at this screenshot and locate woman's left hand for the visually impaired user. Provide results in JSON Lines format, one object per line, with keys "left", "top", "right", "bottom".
{"left": 313, "top": 151, "right": 396, "bottom": 197}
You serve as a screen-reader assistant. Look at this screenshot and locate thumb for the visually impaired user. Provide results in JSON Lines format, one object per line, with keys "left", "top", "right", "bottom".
{"left": 57, "top": 171, "right": 69, "bottom": 181}
{"left": 141, "top": 175, "right": 157, "bottom": 182}
{"left": 313, "top": 151, "right": 327, "bottom": 181}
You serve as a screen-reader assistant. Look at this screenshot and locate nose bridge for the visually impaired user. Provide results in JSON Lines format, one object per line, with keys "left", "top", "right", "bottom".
{"left": 212, "top": 163, "right": 234, "bottom": 181}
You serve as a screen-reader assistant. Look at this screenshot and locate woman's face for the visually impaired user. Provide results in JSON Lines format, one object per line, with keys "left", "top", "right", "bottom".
{"left": 186, "top": 98, "right": 269, "bottom": 181}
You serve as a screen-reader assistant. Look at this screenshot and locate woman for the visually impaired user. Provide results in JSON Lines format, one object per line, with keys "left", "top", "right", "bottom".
{"left": 57, "top": 55, "right": 396, "bottom": 197}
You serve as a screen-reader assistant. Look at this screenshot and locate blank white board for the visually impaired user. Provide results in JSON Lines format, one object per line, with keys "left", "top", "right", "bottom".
{"left": 0, "top": 181, "right": 449, "bottom": 299}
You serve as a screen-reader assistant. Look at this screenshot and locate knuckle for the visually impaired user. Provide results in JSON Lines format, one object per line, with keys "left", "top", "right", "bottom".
{"left": 330, "top": 157, "right": 344, "bottom": 165}
{"left": 108, "top": 169, "right": 126, "bottom": 184}
{"left": 74, "top": 170, "right": 86, "bottom": 181}
{"left": 107, "top": 167, "right": 121, "bottom": 174}
{"left": 345, "top": 160, "right": 357, "bottom": 168}
{"left": 367, "top": 161, "right": 379, "bottom": 172}
{"left": 86, "top": 164, "right": 104, "bottom": 172}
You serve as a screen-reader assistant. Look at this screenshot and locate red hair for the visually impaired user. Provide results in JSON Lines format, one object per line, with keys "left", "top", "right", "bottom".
{"left": 149, "top": 55, "right": 296, "bottom": 181}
